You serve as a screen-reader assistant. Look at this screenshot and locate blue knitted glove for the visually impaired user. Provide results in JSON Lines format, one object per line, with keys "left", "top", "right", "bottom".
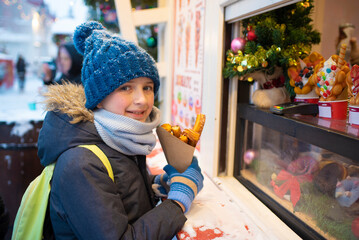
{"left": 152, "top": 173, "right": 170, "bottom": 197}
{"left": 164, "top": 157, "right": 204, "bottom": 213}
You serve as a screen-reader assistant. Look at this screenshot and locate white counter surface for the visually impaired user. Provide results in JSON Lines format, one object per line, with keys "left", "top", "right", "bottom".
{"left": 147, "top": 139, "right": 301, "bottom": 240}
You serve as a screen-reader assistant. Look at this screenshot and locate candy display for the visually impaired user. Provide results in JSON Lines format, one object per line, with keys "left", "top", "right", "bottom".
{"left": 288, "top": 52, "right": 324, "bottom": 97}
{"left": 347, "top": 64, "right": 359, "bottom": 106}
{"left": 311, "top": 44, "right": 350, "bottom": 101}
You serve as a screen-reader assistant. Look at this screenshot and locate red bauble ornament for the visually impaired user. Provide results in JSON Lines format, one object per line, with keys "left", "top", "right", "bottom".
{"left": 231, "top": 37, "right": 246, "bottom": 52}
{"left": 247, "top": 30, "right": 257, "bottom": 41}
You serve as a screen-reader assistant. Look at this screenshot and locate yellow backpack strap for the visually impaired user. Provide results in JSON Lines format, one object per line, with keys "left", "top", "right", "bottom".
{"left": 78, "top": 145, "right": 114, "bottom": 182}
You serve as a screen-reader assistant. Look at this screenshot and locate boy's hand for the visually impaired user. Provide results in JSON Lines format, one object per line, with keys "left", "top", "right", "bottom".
{"left": 164, "top": 157, "right": 204, "bottom": 213}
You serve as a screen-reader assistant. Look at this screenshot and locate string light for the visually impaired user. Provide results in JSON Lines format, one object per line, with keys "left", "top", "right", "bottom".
{"left": 32, "top": 11, "right": 40, "bottom": 32}
{"left": 2, "top": 0, "right": 54, "bottom": 22}
{"left": 2, "top": 0, "right": 18, "bottom": 6}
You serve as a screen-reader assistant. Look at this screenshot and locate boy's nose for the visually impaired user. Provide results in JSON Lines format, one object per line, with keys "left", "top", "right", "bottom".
{"left": 133, "top": 89, "right": 147, "bottom": 104}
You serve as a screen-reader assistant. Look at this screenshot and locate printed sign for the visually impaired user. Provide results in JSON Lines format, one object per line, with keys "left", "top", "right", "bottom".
{"left": 172, "top": 0, "right": 206, "bottom": 150}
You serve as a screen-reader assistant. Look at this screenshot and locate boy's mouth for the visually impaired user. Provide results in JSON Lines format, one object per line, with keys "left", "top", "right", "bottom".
{"left": 126, "top": 110, "right": 147, "bottom": 121}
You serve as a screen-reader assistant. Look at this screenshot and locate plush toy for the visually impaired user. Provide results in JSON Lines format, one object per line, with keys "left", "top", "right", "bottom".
{"left": 335, "top": 177, "right": 359, "bottom": 207}
{"left": 248, "top": 67, "right": 290, "bottom": 108}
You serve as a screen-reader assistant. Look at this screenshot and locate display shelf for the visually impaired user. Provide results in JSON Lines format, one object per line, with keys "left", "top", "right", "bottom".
{"left": 234, "top": 103, "right": 359, "bottom": 240}
{"left": 236, "top": 103, "right": 359, "bottom": 161}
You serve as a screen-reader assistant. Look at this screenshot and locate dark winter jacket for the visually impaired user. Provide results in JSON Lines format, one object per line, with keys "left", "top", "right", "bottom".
{"left": 37, "top": 83, "right": 186, "bottom": 239}
{"left": 0, "top": 195, "right": 9, "bottom": 240}
{"left": 16, "top": 56, "right": 26, "bottom": 73}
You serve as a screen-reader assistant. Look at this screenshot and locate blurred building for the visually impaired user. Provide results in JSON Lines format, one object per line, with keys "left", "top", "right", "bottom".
{"left": 0, "top": 0, "right": 55, "bottom": 73}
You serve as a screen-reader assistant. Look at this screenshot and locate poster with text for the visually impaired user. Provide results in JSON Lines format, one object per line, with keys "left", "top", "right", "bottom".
{"left": 172, "top": 0, "right": 205, "bottom": 149}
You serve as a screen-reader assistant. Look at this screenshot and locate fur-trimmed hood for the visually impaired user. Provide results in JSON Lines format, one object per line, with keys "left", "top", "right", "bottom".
{"left": 38, "top": 82, "right": 103, "bottom": 167}
{"left": 42, "top": 82, "right": 93, "bottom": 123}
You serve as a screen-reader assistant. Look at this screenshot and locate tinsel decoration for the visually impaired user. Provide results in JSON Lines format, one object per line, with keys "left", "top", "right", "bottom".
{"left": 223, "top": 0, "right": 320, "bottom": 97}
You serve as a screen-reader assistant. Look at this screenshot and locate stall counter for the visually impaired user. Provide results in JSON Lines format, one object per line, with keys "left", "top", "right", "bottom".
{"left": 147, "top": 137, "right": 301, "bottom": 240}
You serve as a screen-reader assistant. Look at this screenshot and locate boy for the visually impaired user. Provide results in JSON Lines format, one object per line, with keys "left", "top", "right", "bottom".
{"left": 38, "top": 21, "right": 203, "bottom": 239}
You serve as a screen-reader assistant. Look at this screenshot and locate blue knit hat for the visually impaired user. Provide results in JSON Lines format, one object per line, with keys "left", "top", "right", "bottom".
{"left": 73, "top": 21, "right": 160, "bottom": 110}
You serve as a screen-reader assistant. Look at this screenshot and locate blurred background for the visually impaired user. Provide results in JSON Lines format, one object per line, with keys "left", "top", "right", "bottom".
{"left": 0, "top": 1, "right": 162, "bottom": 240}
{"left": 0, "top": 0, "right": 159, "bottom": 92}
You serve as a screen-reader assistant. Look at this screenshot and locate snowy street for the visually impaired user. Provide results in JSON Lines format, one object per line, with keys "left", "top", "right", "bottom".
{"left": 0, "top": 74, "right": 46, "bottom": 123}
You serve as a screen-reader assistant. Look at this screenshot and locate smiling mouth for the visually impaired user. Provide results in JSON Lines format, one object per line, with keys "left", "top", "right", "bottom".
{"left": 128, "top": 110, "right": 145, "bottom": 115}
{"left": 126, "top": 110, "right": 148, "bottom": 119}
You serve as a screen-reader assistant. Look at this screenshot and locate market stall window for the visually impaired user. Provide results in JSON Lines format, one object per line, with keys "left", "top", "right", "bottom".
{"left": 221, "top": 1, "right": 359, "bottom": 239}
{"left": 238, "top": 119, "right": 359, "bottom": 239}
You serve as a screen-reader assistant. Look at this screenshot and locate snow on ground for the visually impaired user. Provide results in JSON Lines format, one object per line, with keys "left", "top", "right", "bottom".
{"left": 0, "top": 75, "right": 46, "bottom": 123}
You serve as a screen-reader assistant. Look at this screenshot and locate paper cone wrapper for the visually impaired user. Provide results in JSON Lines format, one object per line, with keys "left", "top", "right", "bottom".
{"left": 156, "top": 126, "right": 194, "bottom": 173}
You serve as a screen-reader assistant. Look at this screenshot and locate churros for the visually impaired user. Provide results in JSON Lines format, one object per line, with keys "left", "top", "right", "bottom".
{"left": 160, "top": 114, "right": 206, "bottom": 147}
{"left": 192, "top": 114, "right": 205, "bottom": 136}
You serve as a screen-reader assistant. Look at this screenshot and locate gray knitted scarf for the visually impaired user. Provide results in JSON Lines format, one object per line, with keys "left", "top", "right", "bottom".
{"left": 94, "top": 107, "right": 161, "bottom": 156}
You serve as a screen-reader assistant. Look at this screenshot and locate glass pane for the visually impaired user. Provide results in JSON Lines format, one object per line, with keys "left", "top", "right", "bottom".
{"left": 136, "top": 24, "right": 158, "bottom": 61}
{"left": 241, "top": 121, "right": 359, "bottom": 240}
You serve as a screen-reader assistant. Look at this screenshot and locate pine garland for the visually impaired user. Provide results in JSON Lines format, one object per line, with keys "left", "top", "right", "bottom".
{"left": 223, "top": 0, "right": 321, "bottom": 96}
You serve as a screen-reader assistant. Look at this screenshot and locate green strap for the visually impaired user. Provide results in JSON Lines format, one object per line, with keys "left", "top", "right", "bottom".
{"left": 11, "top": 163, "right": 55, "bottom": 240}
{"left": 11, "top": 145, "right": 114, "bottom": 240}
{"left": 78, "top": 145, "right": 114, "bottom": 182}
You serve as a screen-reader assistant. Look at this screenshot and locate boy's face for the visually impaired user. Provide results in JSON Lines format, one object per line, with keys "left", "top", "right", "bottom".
{"left": 97, "top": 77, "right": 155, "bottom": 122}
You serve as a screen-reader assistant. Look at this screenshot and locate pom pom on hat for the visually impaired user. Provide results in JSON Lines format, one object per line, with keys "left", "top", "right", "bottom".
{"left": 73, "top": 21, "right": 104, "bottom": 55}
{"left": 73, "top": 21, "right": 160, "bottom": 110}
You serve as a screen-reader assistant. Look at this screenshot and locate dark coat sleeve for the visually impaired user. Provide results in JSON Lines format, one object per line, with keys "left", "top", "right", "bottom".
{"left": 50, "top": 147, "right": 186, "bottom": 240}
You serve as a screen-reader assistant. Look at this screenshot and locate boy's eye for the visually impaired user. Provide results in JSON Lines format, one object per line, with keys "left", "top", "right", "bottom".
{"left": 144, "top": 85, "right": 154, "bottom": 91}
{"left": 119, "top": 85, "right": 131, "bottom": 91}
